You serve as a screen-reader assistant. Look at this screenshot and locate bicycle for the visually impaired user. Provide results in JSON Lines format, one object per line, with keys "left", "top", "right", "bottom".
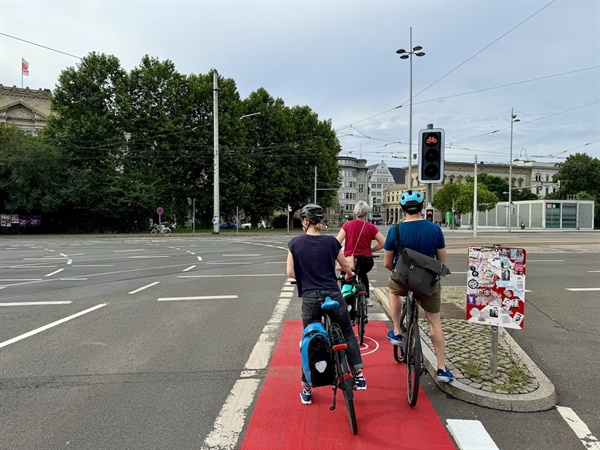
{"left": 339, "top": 255, "right": 378, "bottom": 347}
{"left": 321, "top": 296, "right": 358, "bottom": 436}
{"left": 392, "top": 290, "right": 425, "bottom": 407}
{"left": 150, "top": 223, "right": 173, "bottom": 236}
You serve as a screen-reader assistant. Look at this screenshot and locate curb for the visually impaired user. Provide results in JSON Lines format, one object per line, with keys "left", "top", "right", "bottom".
{"left": 372, "top": 287, "right": 558, "bottom": 412}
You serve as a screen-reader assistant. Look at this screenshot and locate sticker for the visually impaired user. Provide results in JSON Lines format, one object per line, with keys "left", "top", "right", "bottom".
{"left": 468, "top": 279, "right": 479, "bottom": 289}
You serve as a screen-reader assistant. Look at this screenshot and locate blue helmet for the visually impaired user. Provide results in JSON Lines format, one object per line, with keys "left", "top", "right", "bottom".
{"left": 399, "top": 190, "right": 424, "bottom": 213}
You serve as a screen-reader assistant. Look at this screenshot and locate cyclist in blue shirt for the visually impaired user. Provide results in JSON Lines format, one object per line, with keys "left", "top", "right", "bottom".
{"left": 287, "top": 204, "right": 367, "bottom": 405}
{"left": 383, "top": 190, "right": 453, "bottom": 383}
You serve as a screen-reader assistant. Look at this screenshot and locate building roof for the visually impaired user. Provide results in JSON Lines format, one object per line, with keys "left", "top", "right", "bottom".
{"left": 388, "top": 167, "right": 405, "bottom": 185}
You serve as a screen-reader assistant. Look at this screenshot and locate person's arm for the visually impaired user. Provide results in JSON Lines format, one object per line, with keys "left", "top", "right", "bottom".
{"left": 384, "top": 249, "right": 395, "bottom": 271}
{"left": 371, "top": 231, "right": 385, "bottom": 253}
{"left": 436, "top": 248, "right": 448, "bottom": 266}
{"left": 335, "top": 228, "right": 346, "bottom": 244}
{"left": 336, "top": 249, "right": 355, "bottom": 281}
{"left": 286, "top": 250, "right": 295, "bottom": 279}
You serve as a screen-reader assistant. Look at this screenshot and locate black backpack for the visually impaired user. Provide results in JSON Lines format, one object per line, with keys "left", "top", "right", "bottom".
{"left": 300, "top": 322, "right": 334, "bottom": 387}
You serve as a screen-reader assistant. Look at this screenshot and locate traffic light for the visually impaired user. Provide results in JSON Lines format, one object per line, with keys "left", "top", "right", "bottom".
{"left": 425, "top": 208, "right": 434, "bottom": 222}
{"left": 418, "top": 128, "right": 445, "bottom": 183}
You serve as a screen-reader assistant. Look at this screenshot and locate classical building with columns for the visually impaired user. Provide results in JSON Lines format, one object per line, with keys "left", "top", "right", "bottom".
{"left": 0, "top": 84, "right": 52, "bottom": 135}
{"left": 382, "top": 161, "right": 560, "bottom": 225}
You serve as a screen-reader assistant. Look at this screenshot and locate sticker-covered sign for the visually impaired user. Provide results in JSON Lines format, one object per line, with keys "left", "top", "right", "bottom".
{"left": 466, "top": 245, "right": 526, "bottom": 329}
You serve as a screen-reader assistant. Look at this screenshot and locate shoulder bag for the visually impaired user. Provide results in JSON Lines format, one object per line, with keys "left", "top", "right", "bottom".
{"left": 336, "top": 220, "right": 366, "bottom": 271}
{"left": 390, "top": 223, "right": 451, "bottom": 298}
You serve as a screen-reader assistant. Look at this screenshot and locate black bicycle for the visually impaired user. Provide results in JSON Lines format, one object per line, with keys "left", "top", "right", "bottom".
{"left": 321, "top": 296, "right": 358, "bottom": 436}
{"left": 340, "top": 255, "right": 378, "bottom": 347}
{"left": 392, "top": 290, "right": 424, "bottom": 407}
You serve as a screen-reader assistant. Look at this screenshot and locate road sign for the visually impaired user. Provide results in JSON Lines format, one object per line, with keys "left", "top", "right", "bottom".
{"left": 157, "top": 207, "right": 164, "bottom": 215}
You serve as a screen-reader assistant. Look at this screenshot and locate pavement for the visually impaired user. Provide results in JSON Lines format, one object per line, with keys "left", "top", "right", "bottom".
{"left": 372, "top": 286, "right": 558, "bottom": 412}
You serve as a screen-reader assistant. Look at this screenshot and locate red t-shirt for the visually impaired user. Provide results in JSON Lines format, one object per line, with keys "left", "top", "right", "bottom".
{"left": 341, "top": 219, "right": 380, "bottom": 257}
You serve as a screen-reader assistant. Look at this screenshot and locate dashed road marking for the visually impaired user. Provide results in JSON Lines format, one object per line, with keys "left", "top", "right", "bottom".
{"left": 0, "top": 301, "right": 72, "bottom": 306}
{"left": 157, "top": 295, "right": 238, "bottom": 302}
{"left": 45, "top": 268, "right": 64, "bottom": 277}
{"left": 0, "top": 303, "right": 107, "bottom": 349}
{"left": 566, "top": 288, "right": 600, "bottom": 291}
{"left": 446, "top": 419, "right": 499, "bottom": 450}
{"left": 182, "top": 265, "right": 196, "bottom": 272}
{"left": 128, "top": 282, "right": 160, "bottom": 294}
{"left": 556, "top": 406, "right": 600, "bottom": 450}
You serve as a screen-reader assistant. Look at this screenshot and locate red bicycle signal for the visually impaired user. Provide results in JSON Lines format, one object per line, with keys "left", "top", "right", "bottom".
{"left": 426, "top": 135, "right": 438, "bottom": 145}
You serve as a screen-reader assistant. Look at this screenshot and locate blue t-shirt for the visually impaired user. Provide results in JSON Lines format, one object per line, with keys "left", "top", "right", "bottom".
{"left": 288, "top": 234, "right": 341, "bottom": 297}
{"left": 383, "top": 221, "right": 445, "bottom": 262}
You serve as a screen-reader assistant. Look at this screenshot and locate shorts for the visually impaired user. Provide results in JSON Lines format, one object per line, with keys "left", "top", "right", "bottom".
{"left": 387, "top": 275, "right": 442, "bottom": 313}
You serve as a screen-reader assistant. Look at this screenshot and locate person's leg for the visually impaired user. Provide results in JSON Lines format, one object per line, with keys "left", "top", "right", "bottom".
{"left": 357, "top": 256, "right": 374, "bottom": 305}
{"left": 424, "top": 311, "right": 446, "bottom": 370}
{"left": 299, "top": 296, "right": 323, "bottom": 403}
{"left": 386, "top": 276, "right": 405, "bottom": 339}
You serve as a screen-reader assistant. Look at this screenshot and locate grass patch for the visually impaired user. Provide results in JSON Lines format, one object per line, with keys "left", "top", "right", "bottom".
{"left": 456, "top": 360, "right": 481, "bottom": 379}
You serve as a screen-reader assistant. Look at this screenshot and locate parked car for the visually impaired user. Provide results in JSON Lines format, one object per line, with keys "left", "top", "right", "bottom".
{"left": 241, "top": 222, "right": 251, "bottom": 229}
{"left": 219, "top": 222, "right": 237, "bottom": 229}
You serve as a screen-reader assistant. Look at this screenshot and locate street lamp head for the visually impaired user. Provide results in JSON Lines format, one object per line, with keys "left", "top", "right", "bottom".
{"left": 396, "top": 48, "right": 407, "bottom": 54}
{"left": 399, "top": 54, "right": 409, "bottom": 59}
{"left": 412, "top": 45, "right": 423, "bottom": 51}
{"left": 415, "top": 52, "right": 426, "bottom": 57}
{"left": 513, "top": 118, "right": 520, "bottom": 123}
{"left": 512, "top": 114, "right": 518, "bottom": 119}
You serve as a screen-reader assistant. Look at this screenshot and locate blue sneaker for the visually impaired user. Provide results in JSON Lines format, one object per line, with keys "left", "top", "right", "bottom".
{"left": 436, "top": 367, "right": 454, "bottom": 383}
{"left": 354, "top": 372, "right": 367, "bottom": 390}
{"left": 387, "top": 330, "right": 402, "bottom": 346}
{"left": 300, "top": 387, "right": 312, "bottom": 405}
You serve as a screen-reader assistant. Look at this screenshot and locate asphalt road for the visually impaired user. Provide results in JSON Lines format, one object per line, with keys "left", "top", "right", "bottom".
{"left": 1, "top": 230, "right": 598, "bottom": 449}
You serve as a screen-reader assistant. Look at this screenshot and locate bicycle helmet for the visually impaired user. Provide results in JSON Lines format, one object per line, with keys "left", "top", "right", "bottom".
{"left": 353, "top": 200, "right": 369, "bottom": 218}
{"left": 399, "top": 190, "right": 424, "bottom": 214}
{"left": 341, "top": 283, "right": 357, "bottom": 298}
{"left": 300, "top": 204, "right": 323, "bottom": 223}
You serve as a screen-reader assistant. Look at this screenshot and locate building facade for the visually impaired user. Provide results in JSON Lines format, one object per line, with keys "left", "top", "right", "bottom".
{"left": 366, "top": 161, "right": 402, "bottom": 224}
{"left": 382, "top": 160, "right": 561, "bottom": 225}
{"left": 0, "top": 84, "right": 52, "bottom": 135}
{"left": 333, "top": 156, "right": 369, "bottom": 225}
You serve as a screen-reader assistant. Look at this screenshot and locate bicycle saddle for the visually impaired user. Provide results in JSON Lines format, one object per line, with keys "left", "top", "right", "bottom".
{"left": 321, "top": 296, "right": 340, "bottom": 310}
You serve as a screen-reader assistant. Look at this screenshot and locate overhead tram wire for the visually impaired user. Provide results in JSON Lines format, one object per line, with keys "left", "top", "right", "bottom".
{"left": 0, "top": 32, "right": 82, "bottom": 59}
{"left": 334, "top": 0, "right": 558, "bottom": 132}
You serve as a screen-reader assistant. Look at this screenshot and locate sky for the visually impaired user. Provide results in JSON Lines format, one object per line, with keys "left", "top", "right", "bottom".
{"left": 1, "top": 0, "right": 598, "bottom": 170}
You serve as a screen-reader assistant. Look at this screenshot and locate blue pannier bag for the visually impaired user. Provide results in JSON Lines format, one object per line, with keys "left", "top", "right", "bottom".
{"left": 300, "top": 322, "right": 334, "bottom": 387}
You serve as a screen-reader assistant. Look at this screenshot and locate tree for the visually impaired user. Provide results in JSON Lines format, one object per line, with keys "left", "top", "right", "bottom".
{"left": 454, "top": 182, "right": 498, "bottom": 215}
{"left": 432, "top": 183, "right": 462, "bottom": 213}
{"left": 552, "top": 153, "right": 600, "bottom": 199}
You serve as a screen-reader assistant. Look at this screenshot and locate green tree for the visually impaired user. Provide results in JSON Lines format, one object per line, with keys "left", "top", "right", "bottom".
{"left": 552, "top": 153, "right": 600, "bottom": 199}
{"left": 454, "top": 182, "right": 498, "bottom": 215}
{"left": 432, "top": 182, "right": 462, "bottom": 212}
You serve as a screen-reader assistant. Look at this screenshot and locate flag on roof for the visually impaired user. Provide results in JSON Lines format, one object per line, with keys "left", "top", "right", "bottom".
{"left": 22, "top": 58, "right": 29, "bottom": 76}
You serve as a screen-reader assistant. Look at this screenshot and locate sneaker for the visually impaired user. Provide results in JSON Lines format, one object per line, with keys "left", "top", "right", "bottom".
{"left": 300, "top": 387, "right": 312, "bottom": 404}
{"left": 387, "top": 330, "right": 402, "bottom": 346}
{"left": 436, "top": 367, "right": 454, "bottom": 383}
{"left": 354, "top": 373, "right": 367, "bottom": 390}
{"left": 366, "top": 298, "right": 374, "bottom": 307}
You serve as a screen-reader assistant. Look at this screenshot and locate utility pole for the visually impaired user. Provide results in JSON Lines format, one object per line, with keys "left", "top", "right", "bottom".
{"left": 213, "top": 70, "right": 220, "bottom": 234}
{"left": 473, "top": 155, "right": 478, "bottom": 238}
{"left": 314, "top": 166, "right": 317, "bottom": 203}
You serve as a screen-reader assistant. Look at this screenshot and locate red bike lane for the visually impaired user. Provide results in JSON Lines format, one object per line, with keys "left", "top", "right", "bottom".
{"left": 240, "top": 321, "right": 455, "bottom": 449}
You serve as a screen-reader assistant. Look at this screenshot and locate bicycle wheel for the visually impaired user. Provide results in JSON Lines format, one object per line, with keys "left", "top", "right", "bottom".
{"left": 393, "top": 301, "right": 408, "bottom": 363}
{"left": 337, "top": 350, "right": 358, "bottom": 436}
{"left": 356, "top": 294, "right": 366, "bottom": 346}
{"left": 164, "top": 227, "right": 171, "bottom": 236}
{"left": 151, "top": 228, "right": 158, "bottom": 236}
{"left": 406, "top": 320, "right": 422, "bottom": 407}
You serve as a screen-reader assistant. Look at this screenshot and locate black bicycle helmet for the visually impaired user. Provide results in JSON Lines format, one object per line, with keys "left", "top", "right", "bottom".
{"left": 399, "top": 190, "right": 424, "bottom": 214}
{"left": 300, "top": 203, "right": 323, "bottom": 223}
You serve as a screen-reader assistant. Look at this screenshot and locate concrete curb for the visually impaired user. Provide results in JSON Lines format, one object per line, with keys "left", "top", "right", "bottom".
{"left": 372, "top": 287, "right": 558, "bottom": 412}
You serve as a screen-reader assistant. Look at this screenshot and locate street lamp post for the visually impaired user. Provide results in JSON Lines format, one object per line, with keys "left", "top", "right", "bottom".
{"left": 397, "top": 27, "right": 425, "bottom": 190}
{"left": 508, "top": 108, "right": 520, "bottom": 233}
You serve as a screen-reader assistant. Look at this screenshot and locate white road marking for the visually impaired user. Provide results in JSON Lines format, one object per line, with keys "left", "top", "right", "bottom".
{"left": 206, "top": 262, "right": 252, "bottom": 265}
{"left": 446, "top": 419, "right": 499, "bottom": 450}
{"left": 157, "top": 295, "right": 238, "bottom": 302}
{"left": 281, "top": 286, "right": 295, "bottom": 291}
{"left": 527, "top": 259, "right": 564, "bottom": 262}
{"left": 60, "top": 278, "right": 88, "bottom": 281}
{"left": 197, "top": 256, "right": 203, "bottom": 261}
{"left": 201, "top": 295, "right": 291, "bottom": 450}
{"left": 0, "top": 279, "right": 42, "bottom": 282}
{"left": 45, "top": 268, "right": 64, "bottom": 277}
{"left": 182, "top": 265, "right": 196, "bottom": 272}
{"left": 187, "top": 251, "right": 195, "bottom": 255}
{"left": 67, "top": 259, "right": 73, "bottom": 265}
{"left": 368, "top": 313, "right": 389, "bottom": 321}
{"left": 0, "top": 303, "right": 107, "bottom": 349}
{"left": 128, "top": 255, "right": 170, "bottom": 258}
{"left": 0, "top": 301, "right": 72, "bottom": 306}
{"left": 556, "top": 406, "right": 600, "bottom": 450}
{"left": 178, "top": 274, "right": 284, "bottom": 279}
{"left": 114, "top": 249, "right": 146, "bottom": 253}
{"left": 566, "top": 288, "right": 600, "bottom": 291}
{"left": 222, "top": 254, "right": 261, "bottom": 257}
{"left": 23, "top": 257, "right": 65, "bottom": 260}
{"left": 589, "top": 271, "right": 600, "bottom": 273}
{"left": 73, "top": 264, "right": 116, "bottom": 267}
{"left": 128, "top": 282, "right": 160, "bottom": 294}
{"left": 59, "top": 253, "right": 68, "bottom": 258}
